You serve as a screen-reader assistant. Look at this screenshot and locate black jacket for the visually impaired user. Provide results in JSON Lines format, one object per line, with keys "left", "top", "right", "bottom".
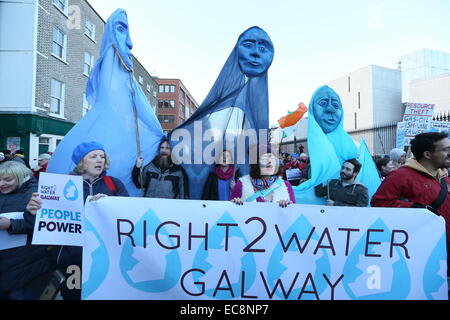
{"left": 0, "top": 178, "right": 53, "bottom": 295}
{"left": 201, "top": 168, "right": 241, "bottom": 201}
{"left": 315, "top": 179, "right": 369, "bottom": 207}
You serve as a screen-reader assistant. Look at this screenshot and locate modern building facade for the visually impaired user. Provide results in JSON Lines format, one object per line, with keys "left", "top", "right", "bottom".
{"left": 409, "top": 74, "right": 450, "bottom": 115}
{"left": 0, "top": 0, "right": 158, "bottom": 167}
{"left": 155, "top": 78, "right": 199, "bottom": 133}
{"left": 400, "top": 49, "right": 450, "bottom": 103}
{"left": 326, "top": 65, "right": 402, "bottom": 132}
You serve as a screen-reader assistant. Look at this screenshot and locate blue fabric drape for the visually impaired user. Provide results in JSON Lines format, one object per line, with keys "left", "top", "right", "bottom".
{"left": 47, "top": 9, "right": 164, "bottom": 197}
{"left": 169, "top": 26, "right": 274, "bottom": 200}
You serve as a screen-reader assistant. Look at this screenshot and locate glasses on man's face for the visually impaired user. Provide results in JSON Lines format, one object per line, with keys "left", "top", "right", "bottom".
{"left": 433, "top": 147, "right": 450, "bottom": 153}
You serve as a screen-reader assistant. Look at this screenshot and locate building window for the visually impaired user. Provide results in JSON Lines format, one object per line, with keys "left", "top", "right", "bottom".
{"left": 169, "top": 115, "right": 175, "bottom": 124}
{"left": 139, "top": 76, "right": 144, "bottom": 85}
{"left": 147, "top": 84, "right": 151, "bottom": 92}
{"left": 84, "top": 52, "right": 94, "bottom": 76}
{"left": 169, "top": 100, "right": 175, "bottom": 108}
{"left": 180, "top": 103, "right": 185, "bottom": 114}
{"left": 53, "top": 0, "right": 68, "bottom": 15}
{"left": 358, "top": 92, "right": 361, "bottom": 109}
{"left": 170, "top": 85, "right": 175, "bottom": 93}
{"left": 50, "top": 79, "right": 65, "bottom": 115}
{"left": 164, "top": 100, "right": 169, "bottom": 108}
{"left": 179, "top": 117, "right": 184, "bottom": 125}
{"left": 153, "top": 90, "right": 157, "bottom": 98}
{"left": 159, "top": 85, "right": 164, "bottom": 93}
{"left": 355, "top": 112, "right": 358, "bottom": 129}
{"left": 165, "top": 85, "right": 170, "bottom": 93}
{"left": 348, "top": 76, "right": 351, "bottom": 93}
{"left": 85, "top": 20, "right": 96, "bottom": 41}
{"left": 83, "top": 93, "right": 92, "bottom": 116}
{"left": 158, "top": 100, "right": 163, "bottom": 108}
{"left": 39, "top": 137, "right": 51, "bottom": 155}
{"left": 52, "top": 27, "right": 67, "bottom": 61}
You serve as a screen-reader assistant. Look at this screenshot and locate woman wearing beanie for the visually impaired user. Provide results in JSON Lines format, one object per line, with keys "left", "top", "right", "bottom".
{"left": 389, "top": 148, "right": 407, "bottom": 170}
{"left": 230, "top": 145, "right": 296, "bottom": 207}
{"left": 26, "top": 141, "right": 129, "bottom": 300}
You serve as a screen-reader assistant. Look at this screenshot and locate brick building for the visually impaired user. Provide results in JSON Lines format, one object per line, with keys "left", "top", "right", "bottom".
{"left": 155, "top": 79, "right": 199, "bottom": 133}
{"left": 0, "top": 0, "right": 158, "bottom": 167}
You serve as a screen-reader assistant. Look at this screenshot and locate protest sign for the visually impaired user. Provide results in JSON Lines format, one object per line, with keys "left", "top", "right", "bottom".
{"left": 82, "top": 198, "right": 448, "bottom": 300}
{"left": 0, "top": 212, "right": 27, "bottom": 251}
{"left": 396, "top": 122, "right": 406, "bottom": 150}
{"left": 431, "top": 121, "right": 450, "bottom": 133}
{"left": 32, "top": 173, "right": 84, "bottom": 246}
{"left": 402, "top": 103, "right": 435, "bottom": 146}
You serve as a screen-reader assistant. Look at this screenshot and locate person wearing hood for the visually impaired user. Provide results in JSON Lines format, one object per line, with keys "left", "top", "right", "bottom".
{"left": 389, "top": 148, "right": 407, "bottom": 169}
{"left": 0, "top": 161, "right": 53, "bottom": 300}
{"left": 372, "top": 132, "right": 450, "bottom": 282}
{"left": 26, "top": 141, "right": 129, "bottom": 300}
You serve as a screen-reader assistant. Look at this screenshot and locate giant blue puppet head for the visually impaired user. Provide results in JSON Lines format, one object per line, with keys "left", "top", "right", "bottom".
{"left": 169, "top": 26, "right": 274, "bottom": 200}
{"left": 311, "top": 86, "right": 344, "bottom": 134}
{"left": 237, "top": 27, "right": 274, "bottom": 78}
{"left": 47, "top": 9, "right": 164, "bottom": 197}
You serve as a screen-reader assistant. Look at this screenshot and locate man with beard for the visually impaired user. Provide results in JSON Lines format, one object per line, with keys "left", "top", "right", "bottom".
{"left": 132, "top": 138, "right": 189, "bottom": 199}
{"left": 314, "top": 159, "right": 369, "bottom": 207}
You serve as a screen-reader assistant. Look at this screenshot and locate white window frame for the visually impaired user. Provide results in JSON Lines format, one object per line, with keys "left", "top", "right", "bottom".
{"left": 52, "top": 27, "right": 67, "bottom": 62}
{"left": 82, "top": 93, "right": 92, "bottom": 116}
{"left": 84, "top": 19, "right": 96, "bottom": 42}
{"left": 50, "top": 79, "right": 65, "bottom": 117}
{"left": 147, "top": 84, "right": 151, "bottom": 92}
{"left": 83, "top": 52, "right": 94, "bottom": 76}
{"left": 53, "top": 0, "right": 69, "bottom": 16}
{"left": 139, "top": 76, "right": 144, "bottom": 85}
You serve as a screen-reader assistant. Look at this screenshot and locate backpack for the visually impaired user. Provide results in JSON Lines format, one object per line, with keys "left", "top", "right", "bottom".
{"left": 103, "top": 176, "right": 117, "bottom": 196}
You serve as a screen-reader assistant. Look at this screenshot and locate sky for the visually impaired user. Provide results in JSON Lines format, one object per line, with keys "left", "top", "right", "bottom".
{"left": 88, "top": 0, "right": 450, "bottom": 126}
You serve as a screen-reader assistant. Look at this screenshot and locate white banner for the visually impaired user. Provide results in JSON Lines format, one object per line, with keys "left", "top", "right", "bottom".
{"left": 82, "top": 198, "right": 448, "bottom": 300}
{"left": 0, "top": 212, "right": 27, "bottom": 251}
{"left": 32, "top": 173, "right": 84, "bottom": 246}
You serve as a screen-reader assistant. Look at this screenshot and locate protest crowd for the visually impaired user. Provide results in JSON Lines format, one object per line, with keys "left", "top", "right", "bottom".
{"left": 0, "top": 9, "right": 449, "bottom": 301}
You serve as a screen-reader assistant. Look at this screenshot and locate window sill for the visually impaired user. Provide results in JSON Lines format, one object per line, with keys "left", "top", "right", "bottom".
{"left": 51, "top": 54, "right": 68, "bottom": 65}
{"left": 84, "top": 33, "right": 97, "bottom": 44}
{"left": 49, "top": 113, "right": 67, "bottom": 120}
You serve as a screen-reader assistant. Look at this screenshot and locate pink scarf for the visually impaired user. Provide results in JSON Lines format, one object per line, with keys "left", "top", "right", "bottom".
{"left": 215, "top": 166, "right": 235, "bottom": 180}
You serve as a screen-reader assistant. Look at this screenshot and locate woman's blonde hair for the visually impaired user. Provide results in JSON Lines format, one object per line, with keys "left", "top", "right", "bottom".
{"left": 74, "top": 152, "right": 110, "bottom": 174}
{"left": 0, "top": 161, "right": 33, "bottom": 189}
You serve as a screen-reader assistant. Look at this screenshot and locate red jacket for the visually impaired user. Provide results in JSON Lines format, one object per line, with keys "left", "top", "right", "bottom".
{"left": 371, "top": 159, "right": 450, "bottom": 243}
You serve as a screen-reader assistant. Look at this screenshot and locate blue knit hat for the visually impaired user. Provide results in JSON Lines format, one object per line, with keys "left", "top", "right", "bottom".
{"left": 72, "top": 142, "right": 105, "bottom": 165}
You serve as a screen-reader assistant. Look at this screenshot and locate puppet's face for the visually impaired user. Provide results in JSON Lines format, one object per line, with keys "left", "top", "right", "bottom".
{"left": 113, "top": 13, "right": 133, "bottom": 69}
{"left": 312, "top": 87, "right": 343, "bottom": 134}
{"left": 238, "top": 28, "right": 274, "bottom": 78}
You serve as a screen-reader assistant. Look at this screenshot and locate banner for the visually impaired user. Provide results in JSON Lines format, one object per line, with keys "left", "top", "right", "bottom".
{"left": 0, "top": 212, "right": 27, "bottom": 251}
{"left": 32, "top": 173, "right": 84, "bottom": 246}
{"left": 396, "top": 122, "right": 406, "bottom": 150}
{"left": 82, "top": 198, "right": 448, "bottom": 300}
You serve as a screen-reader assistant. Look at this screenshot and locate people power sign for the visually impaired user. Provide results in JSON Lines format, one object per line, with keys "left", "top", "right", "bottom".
{"left": 82, "top": 198, "right": 448, "bottom": 300}
{"left": 403, "top": 103, "right": 435, "bottom": 146}
{"left": 32, "top": 173, "right": 84, "bottom": 246}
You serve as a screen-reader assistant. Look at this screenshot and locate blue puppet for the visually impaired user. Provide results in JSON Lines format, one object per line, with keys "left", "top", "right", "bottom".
{"left": 293, "top": 85, "right": 381, "bottom": 204}
{"left": 47, "top": 9, "right": 164, "bottom": 197}
{"left": 169, "top": 26, "right": 274, "bottom": 200}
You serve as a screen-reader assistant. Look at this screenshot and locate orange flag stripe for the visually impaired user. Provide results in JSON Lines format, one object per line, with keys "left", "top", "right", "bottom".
{"left": 278, "top": 102, "right": 308, "bottom": 129}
